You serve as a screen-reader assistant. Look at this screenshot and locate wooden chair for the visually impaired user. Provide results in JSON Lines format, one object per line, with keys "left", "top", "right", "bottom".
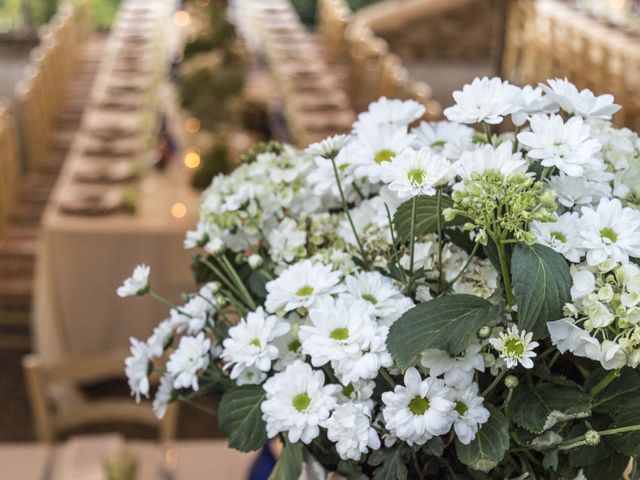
{"left": 23, "top": 351, "right": 179, "bottom": 443}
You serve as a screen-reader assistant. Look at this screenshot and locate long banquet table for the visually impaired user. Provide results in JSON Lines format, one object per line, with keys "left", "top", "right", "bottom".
{"left": 0, "top": 437, "right": 256, "bottom": 480}
{"left": 33, "top": 0, "right": 199, "bottom": 362}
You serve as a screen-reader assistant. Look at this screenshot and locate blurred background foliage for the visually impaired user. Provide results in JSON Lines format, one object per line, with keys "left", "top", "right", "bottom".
{"left": 0, "top": 0, "right": 120, "bottom": 31}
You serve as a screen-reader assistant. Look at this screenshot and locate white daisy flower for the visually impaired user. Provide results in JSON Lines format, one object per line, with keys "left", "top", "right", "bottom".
{"left": 579, "top": 198, "right": 640, "bottom": 265}
{"left": 353, "top": 97, "right": 425, "bottom": 133}
{"left": 267, "top": 217, "right": 307, "bottom": 265}
{"left": 326, "top": 402, "right": 380, "bottom": 461}
{"left": 517, "top": 114, "right": 602, "bottom": 177}
{"left": 221, "top": 307, "right": 290, "bottom": 381}
{"left": 351, "top": 123, "right": 416, "bottom": 183}
{"left": 489, "top": 326, "right": 538, "bottom": 369}
{"left": 169, "top": 292, "right": 217, "bottom": 334}
{"left": 411, "top": 121, "right": 475, "bottom": 160}
{"left": 443, "top": 77, "right": 521, "bottom": 125}
{"left": 511, "top": 85, "right": 555, "bottom": 126}
{"left": 530, "top": 212, "right": 585, "bottom": 263}
{"left": 236, "top": 366, "right": 268, "bottom": 386}
{"left": 382, "top": 148, "right": 453, "bottom": 199}
{"left": 455, "top": 141, "right": 528, "bottom": 180}
{"left": 166, "top": 332, "right": 211, "bottom": 391}
{"left": 342, "top": 271, "right": 414, "bottom": 325}
{"left": 265, "top": 260, "right": 343, "bottom": 314}
{"left": 420, "top": 343, "right": 485, "bottom": 388}
{"left": 446, "top": 382, "right": 490, "bottom": 445}
{"left": 381, "top": 368, "right": 454, "bottom": 446}
{"left": 300, "top": 296, "right": 377, "bottom": 368}
{"left": 333, "top": 325, "right": 393, "bottom": 385}
{"left": 117, "top": 264, "right": 150, "bottom": 297}
{"left": 545, "top": 173, "right": 612, "bottom": 208}
{"left": 153, "top": 373, "right": 174, "bottom": 419}
{"left": 146, "top": 319, "right": 173, "bottom": 358}
{"left": 336, "top": 379, "right": 375, "bottom": 409}
{"left": 306, "top": 134, "right": 350, "bottom": 159}
{"left": 541, "top": 78, "right": 621, "bottom": 120}
{"left": 125, "top": 337, "right": 151, "bottom": 402}
{"left": 307, "top": 146, "right": 362, "bottom": 205}
{"left": 261, "top": 360, "right": 339, "bottom": 443}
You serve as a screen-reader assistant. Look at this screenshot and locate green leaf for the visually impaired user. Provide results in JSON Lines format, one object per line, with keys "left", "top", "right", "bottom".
{"left": 393, "top": 195, "right": 462, "bottom": 241}
{"left": 511, "top": 243, "right": 571, "bottom": 339}
{"left": 387, "top": 294, "right": 501, "bottom": 368}
{"left": 368, "top": 446, "right": 409, "bottom": 480}
{"left": 607, "top": 397, "right": 640, "bottom": 456}
{"left": 269, "top": 441, "right": 303, "bottom": 480}
{"left": 583, "top": 451, "right": 629, "bottom": 480}
{"left": 456, "top": 405, "right": 509, "bottom": 472}
{"left": 218, "top": 385, "right": 267, "bottom": 452}
{"left": 511, "top": 385, "right": 591, "bottom": 434}
{"left": 587, "top": 368, "right": 640, "bottom": 414}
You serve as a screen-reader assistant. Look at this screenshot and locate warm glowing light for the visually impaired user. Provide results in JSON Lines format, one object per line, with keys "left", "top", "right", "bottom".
{"left": 184, "top": 151, "right": 201, "bottom": 169}
{"left": 185, "top": 117, "right": 201, "bottom": 133}
{"left": 173, "top": 10, "right": 190, "bottom": 26}
{"left": 611, "top": 0, "right": 626, "bottom": 8}
{"left": 171, "top": 202, "right": 187, "bottom": 218}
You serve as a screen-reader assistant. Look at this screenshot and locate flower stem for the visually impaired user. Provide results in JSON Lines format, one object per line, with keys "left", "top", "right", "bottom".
{"left": 407, "top": 195, "right": 419, "bottom": 293}
{"left": 385, "top": 202, "right": 408, "bottom": 288}
{"left": 149, "top": 291, "right": 177, "bottom": 310}
{"left": 559, "top": 424, "right": 640, "bottom": 451}
{"left": 200, "top": 257, "right": 251, "bottom": 308}
{"left": 411, "top": 449, "right": 424, "bottom": 480}
{"left": 436, "top": 189, "right": 444, "bottom": 293}
{"left": 218, "top": 255, "right": 256, "bottom": 310}
{"left": 482, "top": 369, "right": 507, "bottom": 397}
{"left": 483, "top": 122, "right": 494, "bottom": 147}
{"left": 589, "top": 369, "right": 620, "bottom": 398}
{"left": 380, "top": 369, "right": 397, "bottom": 389}
{"left": 178, "top": 395, "right": 217, "bottom": 416}
{"left": 495, "top": 238, "right": 516, "bottom": 312}
{"left": 447, "top": 242, "right": 480, "bottom": 288}
{"left": 330, "top": 156, "right": 368, "bottom": 268}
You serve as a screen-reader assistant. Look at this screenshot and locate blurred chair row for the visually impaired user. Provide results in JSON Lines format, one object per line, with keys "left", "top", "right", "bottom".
{"left": 0, "top": 0, "right": 96, "bottom": 344}
{"left": 502, "top": 0, "right": 640, "bottom": 130}
{"left": 317, "top": 0, "right": 442, "bottom": 119}
{"left": 23, "top": 351, "right": 178, "bottom": 442}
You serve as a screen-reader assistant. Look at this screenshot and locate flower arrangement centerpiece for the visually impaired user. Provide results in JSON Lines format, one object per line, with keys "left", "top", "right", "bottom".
{"left": 120, "top": 77, "right": 640, "bottom": 479}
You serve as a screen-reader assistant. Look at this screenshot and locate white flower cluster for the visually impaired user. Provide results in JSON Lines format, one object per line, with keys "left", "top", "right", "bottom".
{"left": 121, "top": 77, "right": 640, "bottom": 473}
{"left": 550, "top": 261, "right": 640, "bottom": 369}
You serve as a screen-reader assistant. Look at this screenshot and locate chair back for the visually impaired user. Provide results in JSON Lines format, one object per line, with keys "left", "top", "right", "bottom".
{"left": 23, "top": 351, "right": 179, "bottom": 443}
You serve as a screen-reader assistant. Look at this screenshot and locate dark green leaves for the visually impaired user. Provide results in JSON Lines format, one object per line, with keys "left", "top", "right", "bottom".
{"left": 589, "top": 368, "right": 640, "bottom": 414}
{"left": 456, "top": 405, "right": 510, "bottom": 472}
{"left": 218, "top": 385, "right": 267, "bottom": 452}
{"left": 607, "top": 398, "right": 640, "bottom": 456}
{"left": 387, "top": 294, "right": 501, "bottom": 369}
{"left": 269, "top": 441, "right": 303, "bottom": 480}
{"left": 511, "top": 385, "right": 592, "bottom": 434}
{"left": 511, "top": 243, "right": 571, "bottom": 338}
{"left": 368, "top": 446, "right": 409, "bottom": 480}
{"left": 393, "top": 195, "right": 461, "bottom": 241}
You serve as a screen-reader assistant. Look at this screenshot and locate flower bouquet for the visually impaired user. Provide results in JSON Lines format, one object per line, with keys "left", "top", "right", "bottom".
{"left": 120, "top": 77, "right": 640, "bottom": 479}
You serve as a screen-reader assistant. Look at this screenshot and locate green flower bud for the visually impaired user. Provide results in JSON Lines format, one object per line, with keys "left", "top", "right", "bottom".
{"left": 504, "top": 375, "right": 518, "bottom": 389}
{"left": 585, "top": 430, "right": 601, "bottom": 447}
{"left": 443, "top": 208, "right": 457, "bottom": 222}
{"left": 477, "top": 325, "right": 492, "bottom": 339}
{"left": 214, "top": 294, "right": 227, "bottom": 306}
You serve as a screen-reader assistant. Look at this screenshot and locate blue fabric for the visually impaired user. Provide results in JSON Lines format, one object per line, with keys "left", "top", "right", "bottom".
{"left": 248, "top": 442, "right": 276, "bottom": 480}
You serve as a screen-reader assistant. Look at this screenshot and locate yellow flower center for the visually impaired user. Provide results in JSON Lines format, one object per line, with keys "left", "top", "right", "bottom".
{"left": 505, "top": 338, "right": 525, "bottom": 357}
{"left": 292, "top": 392, "right": 311, "bottom": 412}
{"left": 330, "top": 327, "right": 349, "bottom": 341}
{"left": 374, "top": 149, "right": 395, "bottom": 164}
{"left": 600, "top": 227, "right": 618, "bottom": 243}
{"left": 296, "top": 285, "right": 314, "bottom": 297}
{"left": 408, "top": 168, "right": 427, "bottom": 186}
{"left": 455, "top": 400, "right": 468, "bottom": 416}
{"left": 362, "top": 294, "right": 378, "bottom": 305}
{"left": 408, "top": 396, "right": 430, "bottom": 415}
